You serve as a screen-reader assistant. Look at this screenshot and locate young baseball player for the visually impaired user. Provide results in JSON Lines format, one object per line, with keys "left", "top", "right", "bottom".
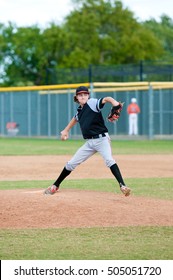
{"left": 127, "top": 98, "right": 140, "bottom": 135}
{"left": 44, "top": 86, "right": 131, "bottom": 196}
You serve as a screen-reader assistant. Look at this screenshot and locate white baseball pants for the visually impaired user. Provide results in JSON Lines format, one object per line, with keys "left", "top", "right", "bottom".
{"left": 65, "top": 134, "right": 116, "bottom": 171}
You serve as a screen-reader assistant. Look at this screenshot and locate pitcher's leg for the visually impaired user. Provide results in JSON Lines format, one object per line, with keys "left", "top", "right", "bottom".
{"left": 44, "top": 141, "right": 96, "bottom": 195}
{"left": 65, "top": 141, "right": 96, "bottom": 171}
{"left": 95, "top": 136, "right": 115, "bottom": 167}
{"left": 110, "top": 163, "right": 125, "bottom": 185}
{"left": 96, "top": 136, "right": 131, "bottom": 196}
{"left": 110, "top": 162, "right": 131, "bottom": 197}
{"left": 53, "top": 167, "right": 71, "bottom": 187}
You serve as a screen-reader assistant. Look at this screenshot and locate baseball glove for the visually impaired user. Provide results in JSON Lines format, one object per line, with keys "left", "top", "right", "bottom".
{"left": 107, "top": 102, "right": 124, "bottom": 122}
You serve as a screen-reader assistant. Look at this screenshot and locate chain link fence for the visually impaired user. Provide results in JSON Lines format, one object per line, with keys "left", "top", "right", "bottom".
{"left": 45, "top": 62, "right": 173, "bottom": 84}
{"left": 0, "top": 82, "right": 173, "bottom": 139}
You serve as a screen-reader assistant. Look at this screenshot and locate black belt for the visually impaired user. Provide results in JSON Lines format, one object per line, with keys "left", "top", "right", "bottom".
{"left": 86, "top": 133, "right": 106, "bottom": 139}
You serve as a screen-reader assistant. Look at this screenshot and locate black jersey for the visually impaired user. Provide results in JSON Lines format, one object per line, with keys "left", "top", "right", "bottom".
{"left": 74, "top": 98, "right": 108, "bottom": 139}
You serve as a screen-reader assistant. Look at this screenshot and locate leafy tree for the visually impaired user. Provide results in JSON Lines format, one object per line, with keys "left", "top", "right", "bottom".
{"left": 0, "top": 0, "right": 170, "bottom": 86}
{"left": 0, "top": 22, "right": 69, "bottom": 85}
{"left": 63, "top": 0, "right": 163, "bottom": 66}
{"left": 144, "top": 15, "right": 173, "bottom": 62}
{"left": 0, "top": 23, "right": 42, "bottom": 85}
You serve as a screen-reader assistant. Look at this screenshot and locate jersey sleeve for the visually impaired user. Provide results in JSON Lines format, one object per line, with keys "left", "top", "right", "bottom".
{"left": 74, "top": 111, "right": 79, "bottom": 121}
{"left": 87, "top": 98, "right": 105, "bottom": 112}
{"left": 73, "top": 113, "right": 78, "bottom": 122}
{"left": 97, "top": 98, "right": 105, "bottom": 110}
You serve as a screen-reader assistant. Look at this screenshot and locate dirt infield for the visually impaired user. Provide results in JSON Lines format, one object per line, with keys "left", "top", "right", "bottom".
{"left": 0, "top": 154, "right": 173, "bottom": 180}
{"left": 0, "top": 154, "right": 173, "bottom": 228}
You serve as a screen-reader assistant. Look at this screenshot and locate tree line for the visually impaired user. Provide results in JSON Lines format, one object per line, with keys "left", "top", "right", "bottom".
{"left": 0, "top": 0, "right": 173, "bottom": 86}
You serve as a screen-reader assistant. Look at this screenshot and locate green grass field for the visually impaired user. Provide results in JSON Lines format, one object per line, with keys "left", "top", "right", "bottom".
{"left": 1, "top": 227, "right": 172, "bottom": 260}
{"left": 0, "top": 138, "right": 173, "bottom": 260}
{"left": 0, "top": 137, "right": 173, "bottom": 155}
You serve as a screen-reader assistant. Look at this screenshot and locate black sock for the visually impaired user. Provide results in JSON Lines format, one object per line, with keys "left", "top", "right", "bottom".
{"left": 53, "top": 167, "right": 71, "bottom": 187}
{"left": 110, "top": 163, "right": 125, "bottom": 186}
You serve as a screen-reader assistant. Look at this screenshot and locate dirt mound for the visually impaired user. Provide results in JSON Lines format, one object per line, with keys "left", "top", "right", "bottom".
{"left": 0, "top": 189, "right": 172, "bottom": 229}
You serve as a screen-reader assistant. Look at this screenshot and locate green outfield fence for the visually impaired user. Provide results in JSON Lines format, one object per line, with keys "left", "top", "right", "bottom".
{"left": 0, "top": 82, "right": 173, "bottom": 139}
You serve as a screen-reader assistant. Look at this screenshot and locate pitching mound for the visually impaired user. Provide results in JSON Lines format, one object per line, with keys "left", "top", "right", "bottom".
{"left": 0, "top": 188, "right": 172, "bottom": 229}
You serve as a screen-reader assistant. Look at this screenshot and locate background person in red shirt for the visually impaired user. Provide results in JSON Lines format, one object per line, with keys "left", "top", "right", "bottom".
{"left": 127, "top": 98, "right": 140, "bottom": 135}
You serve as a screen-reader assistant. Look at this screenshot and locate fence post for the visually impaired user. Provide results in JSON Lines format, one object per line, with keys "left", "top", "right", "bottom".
{"left": 67, "top": 90, "right": 72, "bottom": 123}
{"left": 159, "top": 88, "right": 163, "bottom": 135}
{"left": 37, "top": 93, "right": 41, "bottom": 136}
{"left": 139, "top": 60, "right": 143, "bottom": 81}
{"left": 89, "top": 64, "right": 92, "bottom": 83}
{"left": 0, "top": 94, "right": 4, "bottom": 135}
{"left": 55, "top": 94, "right": 60, "bottom": 138}
{"left": 148, "top": 84, "right": 154, "bottom": 140}
{"left": 47, "top": 91, "right": 51, "bottom": 137}
{"left": 10, "top": 92, "right": 14, "bottom": 122}
{"left": 27, "top": 91, "right": 31, "bottom": 137}
{"left": 90, "top": 82, "right": 95, "bottom": 98}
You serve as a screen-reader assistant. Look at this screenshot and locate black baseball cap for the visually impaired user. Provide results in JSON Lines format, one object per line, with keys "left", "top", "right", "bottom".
{"left": 76, "top": 86, "right": 89, "bottom": 95}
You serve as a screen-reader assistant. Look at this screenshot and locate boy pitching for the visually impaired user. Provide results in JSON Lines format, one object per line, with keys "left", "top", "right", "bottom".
{"left": 44, "top": 86, "right": 131, "bottom": 196}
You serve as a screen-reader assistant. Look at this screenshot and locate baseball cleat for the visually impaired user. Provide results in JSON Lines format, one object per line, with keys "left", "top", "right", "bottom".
{"left": 44, "top": 185, "right": 59, "bottom": 195}
{"left": 120, "top": 184, "right": 131, "bottom": 196}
